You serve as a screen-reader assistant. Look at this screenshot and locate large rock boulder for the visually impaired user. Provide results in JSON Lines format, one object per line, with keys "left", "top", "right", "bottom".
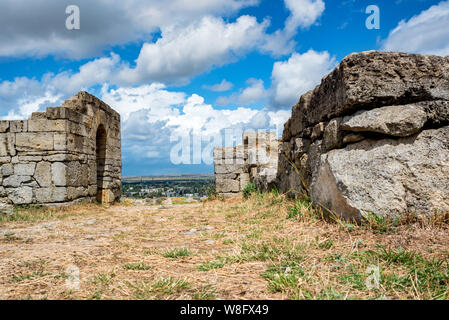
{"left": 312, "top": 126, "right": 449, "bottom": 221}
{"left": 278, "top": 51, "right": 449, "bottom": 220}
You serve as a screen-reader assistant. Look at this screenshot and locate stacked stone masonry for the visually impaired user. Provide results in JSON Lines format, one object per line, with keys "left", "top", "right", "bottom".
{"left": 214, "top": 132, "right": 279, "bottom": 197}
{"left": 278, "top": 51, "right": 449, "bottom": 221}
{"left": 0, "top": 91, "right": 121, "bottom": 214}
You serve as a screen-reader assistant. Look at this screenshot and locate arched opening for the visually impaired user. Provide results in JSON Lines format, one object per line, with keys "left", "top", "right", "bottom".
{"left": 96, "top": 124, "right": 107, "bottom": 203}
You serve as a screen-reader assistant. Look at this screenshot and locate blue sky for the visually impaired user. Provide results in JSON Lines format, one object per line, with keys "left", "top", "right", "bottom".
{"left": 0, "top": 0, "right": 448, "bottom": 176}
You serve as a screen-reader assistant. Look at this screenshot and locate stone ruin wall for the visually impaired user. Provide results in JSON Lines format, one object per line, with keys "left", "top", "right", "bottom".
{"left": 279, "top": 51, "right": 449, "bottom": 221}
{"left": 213, "top": 51, "right": 449, "bottom": 222}
{"left": 214, "top": 132, "right": 279, "bottom": 197}
{"left": 0, "top": 91, "right": 121, "bottom": 214}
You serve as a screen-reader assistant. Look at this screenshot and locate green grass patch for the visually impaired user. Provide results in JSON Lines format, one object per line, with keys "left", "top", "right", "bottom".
{"left": 163, "top": 248, "right": 193, "bottom": 259}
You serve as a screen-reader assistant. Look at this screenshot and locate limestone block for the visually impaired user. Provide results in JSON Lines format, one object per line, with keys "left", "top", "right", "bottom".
{"left": 68, "top": 121, "right": 90, "bottom": 137}
{"left": 289, "top": 51, "right": 449, "bottom": 131}
{"left": 67, "top": 186, "right": 88, "bottom": 200}
{"left": 35, "top": 162, "right": 52, "bottom": 187}
{"left": 14, "top": 163, "right": 36, "bottom": 176}
{"left": 0, "top": 156, "right": 12, "bottom": 164}
{"left": 30, "top": 112, "right": 47, "bottom": 119}
{"left": 216, "top": 178, "right": 240, "bottom": 193}
{"left": 87, "top": 161, "right": 97, "bottom": 185}
{"left": 34, "top": 187, "right": 67, "bottom": 203}
{"left": 10, "top": 121, "right": 27, "bottom": 133}
{"left": 51, "top": 162, "right": 67, "bottom": 186}
{"left": 0, "top": 121, "right": 9, "bottom": 133}
{"left": 18, "top": 155, "right": 42, "bottom": 162}
{"left": 7, "top": 186, "right": 33, "bottom": 204}
{"left": 16, "top": 132, "right": 54, "bottom": 151}
{"left": 324, "top": 118, "right": 344, "bottom": 150}
{"left": 88, "top": 185, "right": 97, "bottom": 196}
{"left": 311, "top": 125, "right": 449, "bottom": 221}
{"left": 341, "top": 104, "right": 428, "bottom": 137}
{"left": 27, "top": 119, "right": 67, "bottom": 132}
{"left": 3, "top": 175, "right": 32, "bottom": 187}
{"left": 0, "top": 133, "right": 16, "bottom": 157}
{"left": 66, "top": 161, "right": 83, "bottom": 186}
{"left": 311, "top": 122, "right": 325, "bottom": 141}
{"left": 54, "top": 133, "right": 67, "bottom": 151}
{"left": 214, "top": 163, "right": 246, "bottom": 174}
{"left": 1, "top": 163, "right": 14, "bottom": 176}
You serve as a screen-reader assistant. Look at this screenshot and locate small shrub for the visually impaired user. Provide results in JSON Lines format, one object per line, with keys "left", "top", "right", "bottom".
{"left": 242, "top": 182, "right": 257, "bottom": 199}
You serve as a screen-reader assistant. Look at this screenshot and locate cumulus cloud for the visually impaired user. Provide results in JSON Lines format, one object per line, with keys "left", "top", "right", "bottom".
{"left": 0, "top": 0, "right": 257, "bottom": 59}
{"left": 382, "top": 1, "right": 449, "bottom": 56}
{"left": 203, "top": 79, "right": 234, "bottom": 92}
{"left": 101, "top": 83, "right": 185, "bottom": 121}
{"left": 270, "top": 49, "right": 336, "bottom": 108}
{"left": 116, "top": 15, "right": 295, "bottom": 84}
{"left": 100, "top": 85, "right": 287, "bottom": 164}
{"left": 284, "top": 0, "right": 325, "bottom": 31}
{"left": 216, "top": 78, "right": 267, "bottom": 106}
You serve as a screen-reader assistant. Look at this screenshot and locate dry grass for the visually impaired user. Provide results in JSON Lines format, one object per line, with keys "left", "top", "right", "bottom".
{"left": 0, "top": 193, "right": 448, "bottom": 300}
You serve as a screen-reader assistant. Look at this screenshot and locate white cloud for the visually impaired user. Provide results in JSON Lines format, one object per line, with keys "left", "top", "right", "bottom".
{"left": 0, "top": 0, "right": 258, "bottom": 59}
{"left": 216, "top": 78, "right": 267, "bottom": 106}
{"left": 2, "top": 92, "right": 62, "bottom": 120}
{"left": 100, "top": 84, "right": 285, "bottom": 162}
{"left": 270, "top": 49, "right": 336, "bottom": 108}
{"left": 203, "top": 79, "right": 234, "bottom": 92}
{"left": 101, "top": 83, "right": 185, "bottom": 121}
{"left": 382, "top": 1, "right": 449, "bottom": 56}
{"left": 284, "top": 0, "right": 325, "bottom": 31}
{"left": 116, "top": 15, "right": 293, "bottom": 84}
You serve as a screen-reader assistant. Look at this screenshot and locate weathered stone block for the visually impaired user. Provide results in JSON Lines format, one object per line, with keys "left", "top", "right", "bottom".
{"left": 66, "top": 161, "right": 83, "bottom": 186}
{"left": 1, "top": 163, "right": 14, "bottom": 176}
{"left": 324, "top": 118, "right": 343, "bottom": 150}
{"left": 14, "top": 163, "right": 36, "bottom": 176}
{"left": 7, "top": 186, "right": 33, "bottom": 204}
{"left": 16, "top": 132, "right": 54, "bottom": 151}
{"left": 10, "top": 121, "right": 27, "bottom": 133}
{"left": 0, "top": 133, "right": 16, "bottom": 157}
{"left": 51, "top": 162, "right": 67, "bottom": 186}
{"left": 216, "top": 178, "right": 240, "bottom": 193}
{"left": 283, "top": 51, "right": 449, "bottom": 139}
{"left": 312, "top": 125, "right": 449, "bottom": 221}
{"left": 3, "top": 175, "right": 32, "bottom": 187}
{"left": 28, "top": 119, "right": 67, "bottom": 132}
{"left": 341, "top": 104, "right": 428, "bottom": 137}
{"left": 0, "top": 121, "right": 9, "bottom": 133}
{"left": 35, "top": 162, "right": 52, "bottom": 187}
{"left": 34, "top": 187, "right": 67, "bottom": 203}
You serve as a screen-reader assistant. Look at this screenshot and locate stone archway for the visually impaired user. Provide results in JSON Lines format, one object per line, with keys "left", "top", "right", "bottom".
{"left": 96, "top": 124, "right": 107, "bottom": 203}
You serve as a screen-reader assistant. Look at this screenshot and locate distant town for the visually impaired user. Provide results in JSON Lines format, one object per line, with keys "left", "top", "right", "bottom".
{"left": 121, "top": 174, "right": 215, "bottom": 200}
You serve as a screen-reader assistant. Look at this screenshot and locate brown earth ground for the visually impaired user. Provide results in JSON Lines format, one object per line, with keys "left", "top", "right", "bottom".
{"left": 0, "top": 193, "right": 448, "bottom": 300}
